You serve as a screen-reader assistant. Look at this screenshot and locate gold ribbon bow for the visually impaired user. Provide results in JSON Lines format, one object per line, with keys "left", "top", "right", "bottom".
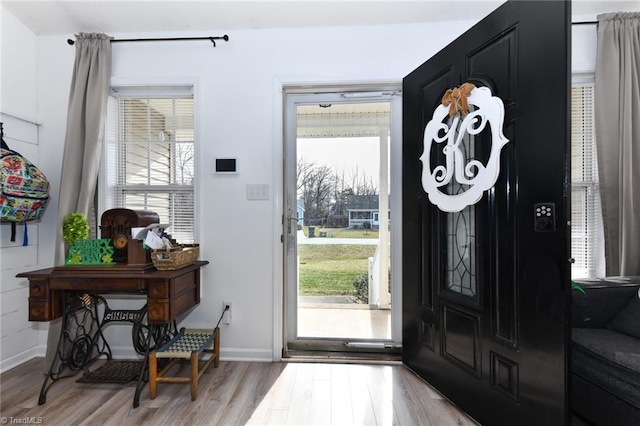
{"left": 441, "top": 82, "right": 476, "bottom": 117}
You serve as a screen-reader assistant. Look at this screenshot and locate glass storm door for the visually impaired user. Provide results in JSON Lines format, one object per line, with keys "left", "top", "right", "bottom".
{"left": 284, "top": 89, "right": 402, "bottom": 355}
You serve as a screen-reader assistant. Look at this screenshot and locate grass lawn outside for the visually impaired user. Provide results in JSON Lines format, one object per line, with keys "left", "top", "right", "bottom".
{"left": 301, "top": 226, "right": 379, "bottom": 239}
{"left": 298, "top": 244, "right": 377, "bottom": 297}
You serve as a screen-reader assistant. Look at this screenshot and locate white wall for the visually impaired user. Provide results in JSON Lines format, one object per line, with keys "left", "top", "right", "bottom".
{"left": 1, "top": 8, "right": 602, "bottom": 366}
{"left": 34, "top": 21, "right": 478, "bottom": 362}
{"left": 0, "top": 5, "right": 48, "bottom": 372}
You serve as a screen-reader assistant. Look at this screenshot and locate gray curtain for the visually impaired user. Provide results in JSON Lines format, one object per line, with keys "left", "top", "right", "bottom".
{"left": 595, "top": 12, "right": 640, "bottom": 277}
{"left": 54, "top": 33, "right": 112, "bottom": 264}
{"left": 48, "top": 33, "right": 112, "bottom": 367}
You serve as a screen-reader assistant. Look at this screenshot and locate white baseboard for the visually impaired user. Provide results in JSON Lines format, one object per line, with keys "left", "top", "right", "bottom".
{"left": 2, "top": 345, "right": 276, "bottom": 372}
{"left": 0, "top": 346, "right": 41, "bottom": 374}
{"left": 36, "top": 344, "right": 46, "bottom": 357}
{"left": 219, "top": 348, "right": 274, "bottom": 362}
{"left": 108, "top": 346, "right": 274, "bottom": 362}
{"left": 108, "top": 346, "right": 145, "bottom": 360}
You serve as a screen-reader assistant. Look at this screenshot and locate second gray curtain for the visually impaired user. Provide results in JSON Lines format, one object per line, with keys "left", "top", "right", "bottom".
{"left": 54, "top": 33, "right": 112, "bottom": 264}
{"left": 47, "top": 33, "right": 112, "bottom": 369}
{"left": 595, "top": 12, "right": 640, "bottom": 276}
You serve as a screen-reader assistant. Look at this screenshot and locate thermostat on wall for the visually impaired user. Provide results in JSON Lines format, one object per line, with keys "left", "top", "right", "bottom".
{"left": 214, "top": 158, "right": 238, "bottom": 174}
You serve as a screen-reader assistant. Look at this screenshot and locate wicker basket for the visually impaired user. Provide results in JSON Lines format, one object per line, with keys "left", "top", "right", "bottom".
{"left": 151, "top": 244, "right": 199, "bottom": 271}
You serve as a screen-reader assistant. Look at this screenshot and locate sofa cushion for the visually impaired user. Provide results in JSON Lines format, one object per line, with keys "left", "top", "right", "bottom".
{"left": 608, "top": 292, "right": 640, "bottom": 339}
{"left": 571, "top": 281, "right": 640, "bottom": 328}
{"left": 572, "top": 328, "right": 640, "bottom": 409}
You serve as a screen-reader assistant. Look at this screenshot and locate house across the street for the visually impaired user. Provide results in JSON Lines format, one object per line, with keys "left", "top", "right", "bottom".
{"left": 347, "top": 194, "right": 388, "bottom": 229}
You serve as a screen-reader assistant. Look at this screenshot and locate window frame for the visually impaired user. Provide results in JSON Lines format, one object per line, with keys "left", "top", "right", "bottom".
{"left": 99, "top": 84, "right": 198, "bottom": 244}
{"left": 570, "top": 75, "right": 604, "bottom": 278}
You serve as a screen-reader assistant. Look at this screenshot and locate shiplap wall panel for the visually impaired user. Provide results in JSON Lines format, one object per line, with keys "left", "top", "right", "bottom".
{"left": 0, "top": 288, "right": 30, "bottom": 335}
{"left": 0, "top": 115, "right": 38, "bottom": 147}
{"left": 0, "top": 223, "right": 39, "bottom": 248}
{"left": 0, "top": 244, "right": 40, "bottom": 290}
{"left": 0, "top": 114, "right": 44, "bottom": 372}
{"left": 0, "top": 329, "right": 38, "bottom": 363}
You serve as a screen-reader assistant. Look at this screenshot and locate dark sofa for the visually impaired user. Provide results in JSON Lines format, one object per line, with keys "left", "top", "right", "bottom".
{"left": 571, "top": 276, "right": 640, "bottom": 426}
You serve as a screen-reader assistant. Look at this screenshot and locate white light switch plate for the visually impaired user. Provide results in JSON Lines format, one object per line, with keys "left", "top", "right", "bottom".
{"left": 247, "top": 184, "right": 270, "bottom": 200}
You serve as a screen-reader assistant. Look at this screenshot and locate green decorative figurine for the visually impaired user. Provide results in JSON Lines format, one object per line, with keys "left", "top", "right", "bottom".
{"left": 63, "top": 212, "right": 90, "bottom": 245}
{"left": 63, "top": 212, "right": 114, "bottom": 265}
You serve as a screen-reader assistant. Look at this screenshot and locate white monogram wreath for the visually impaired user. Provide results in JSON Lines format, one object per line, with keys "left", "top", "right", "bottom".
{"left": 420, "top": 84, "right": 509, "bottom": 212}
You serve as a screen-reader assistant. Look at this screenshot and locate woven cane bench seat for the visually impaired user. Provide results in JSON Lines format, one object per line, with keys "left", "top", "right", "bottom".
{"left": 149, "top": 327, "right": 220, "bottom": 401}
{"left": 156, "top": 329, "right": 216, "bottom": 358}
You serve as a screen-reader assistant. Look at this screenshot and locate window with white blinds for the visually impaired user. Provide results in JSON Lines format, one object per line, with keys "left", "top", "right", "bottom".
{"left": 104, "top": 87, "right": 195, "bottom": 243}
{"left": 571, "top": 81, "right": 603, "bottom": 278}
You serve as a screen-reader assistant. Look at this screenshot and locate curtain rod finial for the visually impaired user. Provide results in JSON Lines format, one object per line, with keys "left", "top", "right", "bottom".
{"left": 67, "top": 39, "right": 75, "bottom": 45}
{"left": 223, "top": 35, "right": 229, "bottom": 41}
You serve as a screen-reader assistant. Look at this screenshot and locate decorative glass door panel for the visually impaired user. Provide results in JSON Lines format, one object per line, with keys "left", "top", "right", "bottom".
{"left": 445, "top": 131, "right": 476, "bottom": 298}
{"left": 447, "top": 205, "right": 476, "bottom": 297}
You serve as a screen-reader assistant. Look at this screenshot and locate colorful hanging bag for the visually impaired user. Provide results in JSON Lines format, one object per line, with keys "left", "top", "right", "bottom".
{"left": 0, "top": 124, "right": 50, "bottom": 243}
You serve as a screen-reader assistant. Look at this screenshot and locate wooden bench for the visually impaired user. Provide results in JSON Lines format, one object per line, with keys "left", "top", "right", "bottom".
{"left": 148, "top": 327, "right": 220, "bottom": 401}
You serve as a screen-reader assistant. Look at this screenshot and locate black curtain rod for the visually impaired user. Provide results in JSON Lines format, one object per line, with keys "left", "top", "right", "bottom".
{"left": 572, "top": 21, "right": 598, "bottom": 26}
{"left": 67, "top": 35, "right": 229, "bottom": 47}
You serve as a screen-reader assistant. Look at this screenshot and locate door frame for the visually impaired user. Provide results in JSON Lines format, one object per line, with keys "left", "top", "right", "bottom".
{"left": 279, "top": 83, "right": 403, "bottom": 355}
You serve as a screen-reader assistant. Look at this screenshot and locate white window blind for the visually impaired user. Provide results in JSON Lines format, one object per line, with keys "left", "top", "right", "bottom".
{"left": 104, "top": 87, "right": 195, "bottom": 243}
{"left": 571, "top": 81, "right": 603, "bottom": 278}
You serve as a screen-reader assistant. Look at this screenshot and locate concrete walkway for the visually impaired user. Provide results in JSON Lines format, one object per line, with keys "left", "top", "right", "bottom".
{"left": 298, "top": 303, "right": 391, "bottom": 340}
{"left": 297, "top": 230, "right": 379, "bottom": 245}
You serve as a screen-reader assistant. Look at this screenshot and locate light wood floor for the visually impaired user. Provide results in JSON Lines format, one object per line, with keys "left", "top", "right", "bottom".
{"left": 0, "top": 357, "right": 477, "bottom": 425}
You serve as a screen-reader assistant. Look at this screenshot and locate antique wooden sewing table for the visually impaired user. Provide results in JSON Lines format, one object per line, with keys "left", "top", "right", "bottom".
{"left": 18, "top": 260, "right": 209, "bottom": 408}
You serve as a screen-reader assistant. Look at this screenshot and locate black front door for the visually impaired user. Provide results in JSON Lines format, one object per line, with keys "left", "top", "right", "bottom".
{"left": 402, "top": 1, "right": 570, "bottom": 425}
